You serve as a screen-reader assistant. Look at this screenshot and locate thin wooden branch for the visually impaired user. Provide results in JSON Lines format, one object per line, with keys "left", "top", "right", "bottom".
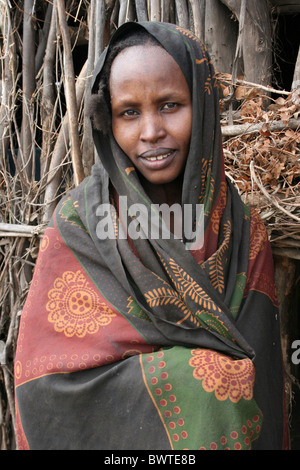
{"left": 41, "top": 4, "right": 57, "bottom": 179}
{"left": 221, "top": 118, "right": 300, "bottom": 137}
{"left": 82, "top": 1, "right": 96, "bottom": 175}
{"left": 56, "top": 0, "right": 85, "bottom": 186}
{"left": 22, "top": 0, "right": 36, "bottom": 179}
{"left": 35, "top": 3, "right": 53, "bottom": 75}
{"left": 0, "top": 4, "right": 17, "bottom": 165}
{"left": 250, "top": 161, "right": 300, "bottom": 223}
{"left": 216, "top": 73, "right": 291, "bottom": 96}
{"left": 0, "top": 223, "right": 46, "bottom": 237}
{"left": 232, "top": 0, "right": 246, "bottom": 84}
{"left": 42, "top": 60, "right": 88, "bottom": 223}
{"left": 95, "top": 0, "right": 106, "bottom": 58}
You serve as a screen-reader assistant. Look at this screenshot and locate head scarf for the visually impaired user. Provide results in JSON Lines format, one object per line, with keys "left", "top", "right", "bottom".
{"left": 14, "top": 22, "right": 288, "bottom": 450}
{"left": 88, "top": 21, "right": 254, "bottom": 357}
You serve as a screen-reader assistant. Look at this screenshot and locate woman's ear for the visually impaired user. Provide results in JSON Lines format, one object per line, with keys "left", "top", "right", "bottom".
{"left": 87, "top": 89, "right": 111, "bottom": 135}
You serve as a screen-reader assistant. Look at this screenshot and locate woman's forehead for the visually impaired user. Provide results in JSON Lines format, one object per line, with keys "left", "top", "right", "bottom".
{"left": 92, "top": 22, "right": 201, "bottom": 94}
{"left": 111, "top": 45, "right": 179, "bottom": 76}
{"left": 109, "top": 45, "right": 190, "bottom": 95}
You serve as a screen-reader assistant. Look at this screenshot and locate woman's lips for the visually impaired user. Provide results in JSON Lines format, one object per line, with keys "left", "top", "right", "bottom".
{"left": 138, "top": 148, "right": 176, "bottom": 170}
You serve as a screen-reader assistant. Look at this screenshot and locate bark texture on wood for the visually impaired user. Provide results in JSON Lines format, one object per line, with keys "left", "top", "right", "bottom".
{"left": 35, "top": 4, "right": 53, "bottom": 75}
{"left": 82, "top": 1, "right": 96, "bottom": 177}
{"left": 162, "top": 0, "right": 171, "bottom": 22}
{"left": 150, "top": 0, "right": 161, "bottom": 22}
{"left": 22, "top": 0, "right": 36, "bottom": 179}
{"left": 41, "top": 5, "right": 57, "bottom": 179}
{"left": 274, "top": 255, "right": 297, "bottom": 376}
{"left": 204, "top": 0, "right": 237, "bottom": 74}
{"left": 292, "top": 46, "right": 300, "bottom": 90}
{"left": 0, "top": 6, "right": 17, "bottom": 166}
{"left": 95, "top": 0, "right": 106, "bottom": 59}
{"left": 135, "top": 0, "right": 149, "bottom": 21}
{"left": 220, "top": 0, "right": 272, "bottom": 86}
{"left": 189, "top": 0, "right": 204, "bottom": 42}
{"left": 174, "top": 0, "right": 189, "bottom": 29}
{"left": 56, "top": 0, "right": 85, "bottom": 186}
{"left": 119, "top": 0, "right": 129, "bottom": 25}
{"left": 42, "top": 61, "right": 88, "bottom": 223}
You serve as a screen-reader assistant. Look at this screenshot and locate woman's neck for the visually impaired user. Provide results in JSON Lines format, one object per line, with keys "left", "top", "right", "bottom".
{"left": 140, "top": 174, "right": 183, "bottom": 207}
{"left": 139, "top": 174, "right": 184, "bottom": 238}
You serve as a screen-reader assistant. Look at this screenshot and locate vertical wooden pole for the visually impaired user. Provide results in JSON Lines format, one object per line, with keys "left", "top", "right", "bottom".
{"left": 56, "top": 0, "right": 85, "bottom": 186}
{"left": 22, "top": 0, "right": 36, "bottom": 179}
{"left": 220, "top": 0, "right": 272, "bottom": 87}
{"left": 205, "top": 0, "right": 238, "bottom": 74}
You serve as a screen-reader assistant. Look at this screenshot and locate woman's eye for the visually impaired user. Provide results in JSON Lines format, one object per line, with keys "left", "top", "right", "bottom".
{"left": 123, "top": 109, "right": 138, "bottom": 117}
{"left": 162, "top": 102, "right": 178, "bottom": 111}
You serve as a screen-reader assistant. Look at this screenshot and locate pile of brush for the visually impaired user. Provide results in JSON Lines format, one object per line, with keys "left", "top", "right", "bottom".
{"left": 218, "top": 75, "right": 300, "bottom": 257}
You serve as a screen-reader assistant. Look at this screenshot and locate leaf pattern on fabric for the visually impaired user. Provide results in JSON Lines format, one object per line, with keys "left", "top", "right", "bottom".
{"left": 145, "top": 286, "right": 200, "bottom": 326}
{"left": 144, "top": 254, "right": 235, "bottom": 336}
{"left": 168, "top": 258, "right": 222, "bottom": 314}
{"left": 208, "top": 220, "right": 231, "bottom": 294}
{"left": 208, "top": 252, "right": 225, "bottom": 294}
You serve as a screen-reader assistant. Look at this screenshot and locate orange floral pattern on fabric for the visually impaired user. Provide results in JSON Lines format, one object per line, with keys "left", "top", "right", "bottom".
{"left": 47, "top": 270, "right": 116, "bottom": 338}
{"left": 189, "top": 349, "right": 255, "bottom": 403}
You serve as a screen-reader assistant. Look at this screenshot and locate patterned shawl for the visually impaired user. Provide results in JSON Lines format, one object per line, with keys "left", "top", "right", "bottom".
{"left": 15, "top": 22, "right": 288, "bottom": 450}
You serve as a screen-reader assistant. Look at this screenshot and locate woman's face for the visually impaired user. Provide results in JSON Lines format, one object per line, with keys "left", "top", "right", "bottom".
{"left": 110, "top": 45, "right": 193, "bottom": 185}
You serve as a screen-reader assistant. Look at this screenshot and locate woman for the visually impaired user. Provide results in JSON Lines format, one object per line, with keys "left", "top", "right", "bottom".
{"left": 14, "top": 22, "right": 288, "bottom": 450}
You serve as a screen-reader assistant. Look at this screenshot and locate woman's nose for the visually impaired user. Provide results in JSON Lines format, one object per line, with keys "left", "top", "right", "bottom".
{"left": 139, "top": 113, "right": 166, "bottom": 142}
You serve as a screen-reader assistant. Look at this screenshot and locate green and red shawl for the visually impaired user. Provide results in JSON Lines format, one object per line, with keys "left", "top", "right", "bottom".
{"left": 15, "top": 22, "right": 288, "bottom": 450}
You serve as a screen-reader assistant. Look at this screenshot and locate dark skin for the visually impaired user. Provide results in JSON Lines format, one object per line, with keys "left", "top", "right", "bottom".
{"left": 140, "top": 172, "right": 184, "bottom": 206}
{"left": 110, "top": 45, "right": 193, "bottom": 224}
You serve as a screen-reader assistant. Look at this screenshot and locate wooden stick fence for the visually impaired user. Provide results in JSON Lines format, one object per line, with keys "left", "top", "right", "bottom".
{"left": 0, "top": 0, "right": 299, "bottom": 449}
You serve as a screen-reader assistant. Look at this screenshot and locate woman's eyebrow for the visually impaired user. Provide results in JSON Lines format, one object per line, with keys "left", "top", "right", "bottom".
{"left": 158, "top": 89, "right": 192, "bottom": 102}
{"left": 113, "top": 92, "right": 187, "bottom": 107}
{"left": 112, "top": 98, "right": 142, "bottom": 109}
{"left": 158, "top": 92, "right": 181, "bottom": 101}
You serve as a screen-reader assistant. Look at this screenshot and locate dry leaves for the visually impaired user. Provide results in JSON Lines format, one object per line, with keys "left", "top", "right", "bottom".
{"left": 220, "top": 83, "right": 300, "bottom": 248}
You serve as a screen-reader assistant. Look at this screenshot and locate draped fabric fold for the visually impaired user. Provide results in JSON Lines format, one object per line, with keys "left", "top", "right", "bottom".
{"left": 15, "top": 22, "right": 288, "bottom": 450}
